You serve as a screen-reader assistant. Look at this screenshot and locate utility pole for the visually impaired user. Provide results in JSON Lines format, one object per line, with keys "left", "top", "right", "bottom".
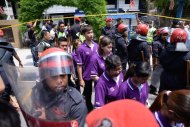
{"left": 116, "top": 0, "right": 119, "bottom": 13}
{"left": 4, "top": 0, "right": 11, "bottom": 20}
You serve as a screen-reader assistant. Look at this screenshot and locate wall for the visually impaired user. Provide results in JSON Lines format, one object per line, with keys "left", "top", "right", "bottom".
{"left": 0, "top": 20, "right": 21, "bottom": 48}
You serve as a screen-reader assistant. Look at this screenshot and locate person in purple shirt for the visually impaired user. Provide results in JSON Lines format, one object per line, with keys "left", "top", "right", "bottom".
{"left": 95, "top": 55, "right": 123, "bottom": 108}
{"left": 90, "top": 36, "right": 112, "bottom": 83}
{"left": 72, "top": 38, "right": 82, "bottom": 92}
{"left": 118, "top": 62, "right": 151, "bottom": 105}
{"left": 76, "top": 25, "right": 98, "bottom": 112}
{"left": 150, "top": 90, "right": 190, "bottom": 127}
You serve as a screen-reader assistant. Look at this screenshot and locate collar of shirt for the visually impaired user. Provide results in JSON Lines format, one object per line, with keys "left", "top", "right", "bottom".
{"left": 103, "top": 72, "right": 121, "bottom": 85}
{"left": 112, "top": 75, "right": 120, "bottom": 86}
{"left": 84, "top": 41, "right": 95, "bottom": 50}
{"left": 154, "top": 111, "right": 172, "bottom": 127}
{"left": 127, "top": 78, "right": 143, "bottom": 91}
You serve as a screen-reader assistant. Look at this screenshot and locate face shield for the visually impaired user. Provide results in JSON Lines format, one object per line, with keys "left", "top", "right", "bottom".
{"left": 38, "top": 49, "right": 75, "bottom": 81}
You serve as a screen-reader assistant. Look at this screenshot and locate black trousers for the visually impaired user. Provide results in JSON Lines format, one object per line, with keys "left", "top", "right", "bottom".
{"left": 83, "top": 80, "right": 93, "bottom": 112}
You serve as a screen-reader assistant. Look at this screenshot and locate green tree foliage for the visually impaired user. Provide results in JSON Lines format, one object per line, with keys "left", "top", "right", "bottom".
{"left": 19, "top": 0, "right": 106, "bottom": 39}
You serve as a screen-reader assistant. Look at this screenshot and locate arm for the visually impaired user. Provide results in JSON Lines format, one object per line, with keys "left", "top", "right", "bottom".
{"left": 76, "top": 49, "right": 85, "bottom": 87}
{"left": 90, "top": 57, "right": 99, "bottom": 82}
{"left": 13, "top": 51, "right": 23, "bottom": 67}
{"left": 77, "top": 65, "right": 85, "bottom": 87}
{"left": 69, "top": 89, "right": 88, "bottom": 127}
{"left": 142, "top": 43, "right": 150, "bottom": 63}
{"left": 136, "top": 13, "right": 142, "bottom": 24}
{"left": 94, "top": 83, "right": 106, "bottom": 108}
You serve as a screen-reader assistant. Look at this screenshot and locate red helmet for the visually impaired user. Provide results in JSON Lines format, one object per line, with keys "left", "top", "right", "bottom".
{"left": 135, "top": 24, "right": 148, "bottom": 36}
{"left": 118, "top": 24, "right": 128, "bottom": 33}
{"left": 38, "top": 47, "right": 74, "bottom": 81}
{"left": 170, "top": 28, "right": 188, "bottom": 43}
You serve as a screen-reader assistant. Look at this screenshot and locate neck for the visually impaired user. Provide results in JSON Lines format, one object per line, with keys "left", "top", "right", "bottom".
{"left": 86, "top": 40, "right": 92, "bottom": 44}
{"left": 105, "top": 71, "right": 112, "bottom": 78}
{"left": 131, "top": 77, "right": 140, "bottom": 87}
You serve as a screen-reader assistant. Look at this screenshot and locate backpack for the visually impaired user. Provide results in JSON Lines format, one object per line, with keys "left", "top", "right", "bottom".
{"left": 22, "top": 31, "right": 31, "bottom": 46}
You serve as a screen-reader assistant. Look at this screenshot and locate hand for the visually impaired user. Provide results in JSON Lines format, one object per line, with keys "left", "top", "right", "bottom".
{"left": 34, "top": 107, "right": 46, "bottom": 119}
{"left": 19, "top": 62, "right": 23, "bottom": 67}
{"left": 80, "top": 79, "right": 85, "bottom": 87}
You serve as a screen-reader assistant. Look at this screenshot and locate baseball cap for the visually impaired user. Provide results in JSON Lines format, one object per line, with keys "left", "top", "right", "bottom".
{"left": 105, "top": 18, "right": 112, "bottom": 22}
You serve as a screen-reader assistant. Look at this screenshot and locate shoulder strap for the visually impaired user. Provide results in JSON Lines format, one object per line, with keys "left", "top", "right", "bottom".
{"left": 67, "top": 86, "right": 83, "bottom": 104}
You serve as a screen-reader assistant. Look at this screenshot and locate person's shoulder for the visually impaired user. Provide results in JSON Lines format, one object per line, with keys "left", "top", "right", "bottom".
{"left": 67, "top": 86, "right": 83, "bottom": 104}
{"left": 96, "top": 74, "right": 107, "bottom": 86}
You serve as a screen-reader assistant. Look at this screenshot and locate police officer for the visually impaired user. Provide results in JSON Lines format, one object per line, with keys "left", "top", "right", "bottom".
{"left": 159, "top": 28, "right": 190, "bottom": 91}
{"left": 32, "top": 48, "right": 88, "bottom": 127}
{"left": 70, "top": 17, "right": 81, "bottom": 42}
{"left": 114, "top": 23, "right": 128, "bottom": 72}
{"left": 128, "top": 23, "right": 150, "bottom": 65}
{"left": 0, "top": 30, "right": 23, "bottom": 102}
{"left": 101, "top": 18, "right": 115, "bottom": 39}
{"left": 150, "top": 28, "right": 170, "bottom": 94}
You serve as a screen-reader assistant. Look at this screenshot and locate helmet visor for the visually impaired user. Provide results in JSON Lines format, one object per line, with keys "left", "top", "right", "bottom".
{"left": 38, "top": 52, "right": 75, "bottom": 81}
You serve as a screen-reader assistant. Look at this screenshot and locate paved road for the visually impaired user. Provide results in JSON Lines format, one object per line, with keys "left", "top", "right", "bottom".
{"left": 14, "top": 48, "right": 156, "bottom": 126}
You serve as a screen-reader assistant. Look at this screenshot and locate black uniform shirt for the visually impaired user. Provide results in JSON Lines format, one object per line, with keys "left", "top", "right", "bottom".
{"left": 128, "top": 39, "right": 150, "bottom": 63}
{"left": 32, "top": 82, "right": 88, "bottom": 127}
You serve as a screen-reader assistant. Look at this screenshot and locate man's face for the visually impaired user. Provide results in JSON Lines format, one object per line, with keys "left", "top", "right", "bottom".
{"left": 59, "top": 41, "right": 68, "bottom": 52}
{"left": 44, "top": 32, "right": 51, "bottom": 41}
{"left": 45, "top": 74, "right": 68, "bottom": 92}
{"left": 106, "top": 21, "right": 112, "bottom": 27}
{"left": 84, "top": 30, "right": 94, "bottom": 41}
{"left": 59, "top": 23, "right": 65, "bottom": 32}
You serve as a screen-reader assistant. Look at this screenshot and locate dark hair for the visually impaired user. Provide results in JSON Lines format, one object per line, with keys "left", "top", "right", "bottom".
{"left": 58, "top": 21, "right": 65, "bottom": 26}
{"left": 52, "top": 24, "right": 57, "bottom": 28}
{"left": 117, "top": 18, "right": 122, "bottom": 22}
{"left": 73, "top": 38, "right": 81, "bottom": 51}
{"left": 105, "top": 55, "right": 121, "bottom": 70}
{"left": 150, "top": 90, "right": 190, "bottom": 126}
{"left": 80, "top": 17, "right": 86, "bottom": 23}
{"left": 0, "top": 99, "right": 21, "bottom": 127}
{"left": 81, "top": 25, "right": 93, "bottom": 34}
{"left": 41, "top": 30, "right": 49, "bottom": 39}
{"left": 58, "top": 37, "right": 67, "bottom": 46}
{"left": 124, "top": 62, "right": 151, "bottom": 80}
{"left": 98, "top": 36, "right": 112, "bottom": 55}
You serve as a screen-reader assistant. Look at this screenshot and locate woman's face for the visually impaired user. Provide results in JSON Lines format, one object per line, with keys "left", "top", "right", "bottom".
{"left": 133, "top": 76, "right": 149, "bottom": 85}
{"left": 101, "top": 43, "right": 112, "bottom": 56}
{"left": 108, "top": 65, "right": 122, "bottom": 78}
{"left": 45, "top": 74, "right": 68, "bottom": 92}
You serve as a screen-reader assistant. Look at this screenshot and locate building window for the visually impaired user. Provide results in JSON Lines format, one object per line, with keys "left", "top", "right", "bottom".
{"left": 125, "top": 0, "right": 130, "bottom": 4}
{"left": 106, "top": 0, "right": 116, "bottom": 5}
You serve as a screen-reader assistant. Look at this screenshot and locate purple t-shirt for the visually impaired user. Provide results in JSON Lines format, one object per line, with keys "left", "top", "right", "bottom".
{"left": 118, "top": 78, "right": 149, "bottom": 105}
{"left": 154, "top": 111, "right": 172, "bottom": 127}
{"left": 90, "top": 51, "right": 105, "bottom": 78}
{"left": 72, "top": 51, "right": 78, "bottom": 74}
{"left": 95, "top": 72, "right": 123, "bottom": 108}
{"left": 76, "top": 41, "right": 98, "bottom": 80}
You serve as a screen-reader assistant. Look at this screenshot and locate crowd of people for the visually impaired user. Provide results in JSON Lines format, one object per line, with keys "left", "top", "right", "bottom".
{"left": 0, "top": 14, "right": 190, "bottom": 127}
